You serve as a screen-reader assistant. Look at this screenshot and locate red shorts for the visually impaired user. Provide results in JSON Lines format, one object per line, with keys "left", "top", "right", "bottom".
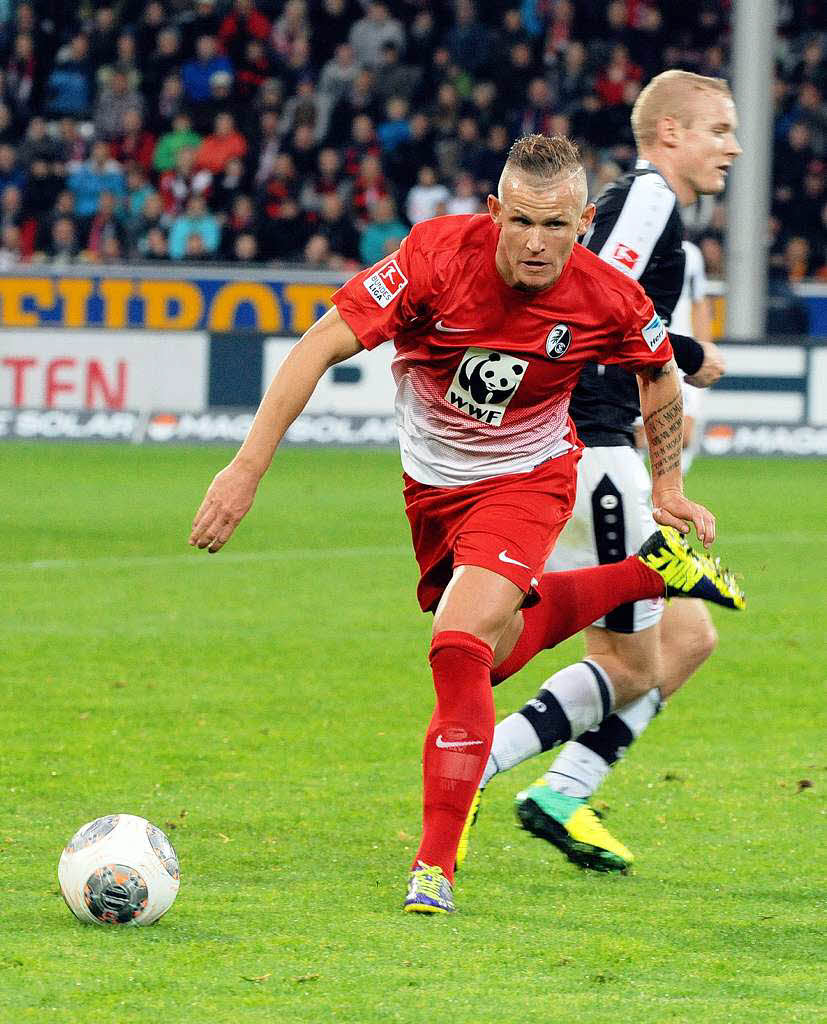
{"left": 403, "top": 448, "right": 581, "bottom": 613}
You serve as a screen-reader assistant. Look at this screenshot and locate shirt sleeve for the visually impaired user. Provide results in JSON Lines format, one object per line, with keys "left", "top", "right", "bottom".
{"left": 332, "top": 225, "right": 433, "bottom": 350}
{"left": 602, "top": 284, "right": 674, "bottom": 374}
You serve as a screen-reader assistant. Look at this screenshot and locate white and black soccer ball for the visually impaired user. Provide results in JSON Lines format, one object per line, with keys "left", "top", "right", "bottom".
{"left": 58, "top": 813, "right": 180, "bottom": 926}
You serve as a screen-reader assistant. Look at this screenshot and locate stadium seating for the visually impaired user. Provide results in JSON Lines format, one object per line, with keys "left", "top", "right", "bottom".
{"left": 0, "top": 1, "right": 823, "bottom": 279}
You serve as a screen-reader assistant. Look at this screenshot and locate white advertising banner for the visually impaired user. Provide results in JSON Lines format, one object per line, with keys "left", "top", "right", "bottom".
{"left": 0, "top": 330, "right": 208, "bottom": 411}
{"left": 262, "top": 336, "right": 397, "bottom": 415}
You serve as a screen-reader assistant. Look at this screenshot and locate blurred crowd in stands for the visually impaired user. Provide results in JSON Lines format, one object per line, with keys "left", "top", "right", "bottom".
{"left": 0, "top": 0, "right": 824, "bottom": 282}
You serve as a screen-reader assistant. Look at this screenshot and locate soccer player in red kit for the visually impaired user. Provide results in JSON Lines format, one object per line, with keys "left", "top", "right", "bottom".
{"left": 189, "top": 134, "right": 744, "bottom": 914}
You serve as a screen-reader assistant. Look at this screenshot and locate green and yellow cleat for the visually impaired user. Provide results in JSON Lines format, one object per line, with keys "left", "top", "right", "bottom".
{"left": 638, "top": 527, "right": 746, "bottom": 609}
{"left": 515, "top": 781, "right": 634, "bottom": 873}
{"left": 403, "top": 861, "right": 455, "bottom": 914}
{"left": 455, "top": 788, "right": 482, "bottom": 872}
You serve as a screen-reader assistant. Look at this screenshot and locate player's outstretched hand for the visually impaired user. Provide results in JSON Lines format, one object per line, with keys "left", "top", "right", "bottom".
{"left": 189, "top": 460, "right": 260, "bottom": 553}
{"left": 652, "top": 487, "right": 716, "bottom": 548}
{"left": 685, "top": 340, "right": 725, "bottom": 388}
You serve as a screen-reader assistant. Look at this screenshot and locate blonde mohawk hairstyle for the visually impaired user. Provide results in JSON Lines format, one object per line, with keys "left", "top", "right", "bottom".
{"left": 631, "top": 70, "right": 732, "bottom": 148}
{"left": 504, "top": 133, "right": 582, "bottom": 180}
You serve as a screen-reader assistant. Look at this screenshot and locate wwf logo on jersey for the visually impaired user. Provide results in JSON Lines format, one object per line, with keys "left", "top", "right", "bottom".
{"left": 445, "top": 348, "right": 528, "bottom": 426}
{"left": 545, "top": 324, "right": 572, "bottom": 359}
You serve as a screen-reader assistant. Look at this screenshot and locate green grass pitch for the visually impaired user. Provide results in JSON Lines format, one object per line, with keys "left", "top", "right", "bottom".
{"left": 1, "top": 444, "right": 824, "bottom": 1023}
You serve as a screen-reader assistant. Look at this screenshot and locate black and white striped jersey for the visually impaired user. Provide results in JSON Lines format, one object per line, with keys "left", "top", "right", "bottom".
{"left": 569, "top": 159, "right": 685, "bottom": 447}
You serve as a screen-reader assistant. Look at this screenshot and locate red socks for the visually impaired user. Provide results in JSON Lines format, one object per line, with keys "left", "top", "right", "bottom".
{"left": 413, "top": 630, "right": 495, "bottom": 882}
{"left": 492, "top": 556, "right": 662, "bottom": 684}
{"left": 411, "top": 558, "right": 663, "bottom": 875}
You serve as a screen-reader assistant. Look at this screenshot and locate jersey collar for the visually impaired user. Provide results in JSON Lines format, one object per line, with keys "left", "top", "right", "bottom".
{"left": 635, "top": 158, "right": 675, "bottom": 194}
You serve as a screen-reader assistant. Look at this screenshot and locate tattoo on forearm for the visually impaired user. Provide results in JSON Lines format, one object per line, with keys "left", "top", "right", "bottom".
{"left": 649, "top": 362, "right": 674, "bottom": 382}
{"left": 644, "top": 393, "right": 683, "bottom": 477}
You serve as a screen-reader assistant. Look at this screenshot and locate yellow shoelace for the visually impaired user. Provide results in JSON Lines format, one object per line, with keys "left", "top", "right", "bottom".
{"left": 412, "top": 861, "right": 449, "bottom": 900}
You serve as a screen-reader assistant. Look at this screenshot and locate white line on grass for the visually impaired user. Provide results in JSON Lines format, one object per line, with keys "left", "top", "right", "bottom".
{"left": 1, "top": 533, "right": 819, "bottom": 574}
{"left": 1, "top": 545, "right": 411, "bottom": 574}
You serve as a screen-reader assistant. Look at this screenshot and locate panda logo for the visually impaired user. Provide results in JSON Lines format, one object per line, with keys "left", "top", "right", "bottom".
{"left": 457, "top": 351, "right": 526, "bottom": 405}
{"left": 545, "top": 324, "right": 572, "bottom": 359}
{"left": 446, "top": 347, "right": 529, "bottom": 425}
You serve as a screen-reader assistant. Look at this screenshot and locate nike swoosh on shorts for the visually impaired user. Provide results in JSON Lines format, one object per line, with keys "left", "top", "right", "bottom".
{"left": 498, "top": 549, "right": 530, "bottom": 569}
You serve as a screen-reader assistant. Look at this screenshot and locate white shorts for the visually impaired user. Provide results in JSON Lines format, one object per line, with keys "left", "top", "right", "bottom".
{"left": 546, "top": 445, "right": 665, "bottom": 633}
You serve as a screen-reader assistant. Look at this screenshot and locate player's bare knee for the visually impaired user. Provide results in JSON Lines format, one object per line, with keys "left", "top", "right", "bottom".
{"left": 664, "top": 603, "right": 718, "bottom": 669}
{"left": 692, "top": 618, "right": 718, "bottom": 663}
{"left": 433, "top": 566, "right": 526, "bottom": 649}
{"left": 432, "top": 599, "right": 514, "bottom": 650}
{"left": 656, "top": 609, "right": 718, "bottom": 698}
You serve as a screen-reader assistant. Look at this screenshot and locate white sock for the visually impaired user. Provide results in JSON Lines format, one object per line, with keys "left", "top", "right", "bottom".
{"left": 545, "top": 743, "right": 611, "bottom": 798}
{"left": 546, "top": 688, "right": 663, "bottom": 799}
{"left": 617, "top": 688, "right": 663, "bottom": 736}
{"left": 481, "top": 660, "right": 615, "bottom": 788}
{"left": 545, "top": 659, "right": 615, "bottom": 737}
{"left": 481, "top": 713, "right": 539, "bottom": 787}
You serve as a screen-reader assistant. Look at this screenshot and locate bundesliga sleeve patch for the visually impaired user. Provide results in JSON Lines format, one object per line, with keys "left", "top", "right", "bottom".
{"left": 611, "top": 242, "right": 640, "bottom": 270}
{"left": 362, "top": 259, "right": 408, "bottom": 308}
{"left": 642, "top": 313, "right": 666, "bottom": 352}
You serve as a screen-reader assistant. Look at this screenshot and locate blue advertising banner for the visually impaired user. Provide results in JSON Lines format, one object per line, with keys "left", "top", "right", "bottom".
{"left": 1, "top": 268, "right": 825, "bottom": 337}
{"left": 0, "top": 273, "right": 338, "bottom": 334}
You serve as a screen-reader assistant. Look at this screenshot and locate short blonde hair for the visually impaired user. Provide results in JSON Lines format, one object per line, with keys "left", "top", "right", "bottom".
{"left": 631, "top": 70, "right": 732, "bottom": 148}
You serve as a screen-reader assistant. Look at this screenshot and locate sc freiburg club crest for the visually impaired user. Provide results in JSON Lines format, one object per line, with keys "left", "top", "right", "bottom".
{"left": 545, "top": 324, "right": 572, "bottom": 359}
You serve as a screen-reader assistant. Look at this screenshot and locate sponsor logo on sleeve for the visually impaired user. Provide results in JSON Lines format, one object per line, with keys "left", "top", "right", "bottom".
{"left": 444, "top": 348, "right": 528, "bottom": 426}
{"left": 642, "top": 313, "right": 666, "bottom": 352}
{"left": 362, "top": 259, "right": 408, "bottom": 308}
{"left": 612, "top": 242, "right": 640, "bottom": 270}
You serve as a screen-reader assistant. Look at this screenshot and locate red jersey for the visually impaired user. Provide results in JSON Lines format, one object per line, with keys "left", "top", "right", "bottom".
{"left": 333, "top": 214, "right": 672, "bottom": 487}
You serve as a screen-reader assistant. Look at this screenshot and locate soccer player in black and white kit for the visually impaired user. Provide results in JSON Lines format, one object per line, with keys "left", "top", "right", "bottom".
{"left": 461, "top": 71, "right": 742, "bottom": 873}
